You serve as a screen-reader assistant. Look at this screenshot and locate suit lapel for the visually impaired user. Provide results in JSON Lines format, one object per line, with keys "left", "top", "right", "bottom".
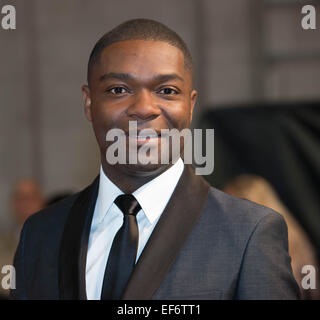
{"left": 58, "top": 176, "right": 99, "bottom": 300}
{"left": 122, "top": 165, "right": 210, "bottom": 300}
{"left": 58, "top": 165, "right": 210, "bottom": 300}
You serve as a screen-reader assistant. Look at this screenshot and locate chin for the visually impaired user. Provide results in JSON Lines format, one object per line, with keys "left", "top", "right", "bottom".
{"left": 121, "top": 162, "right": 171, "bottom": 177}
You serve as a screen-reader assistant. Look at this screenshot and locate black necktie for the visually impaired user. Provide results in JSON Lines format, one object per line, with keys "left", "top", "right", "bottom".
{"left": 100, "top": 194, "right": 141, "bottom": 300}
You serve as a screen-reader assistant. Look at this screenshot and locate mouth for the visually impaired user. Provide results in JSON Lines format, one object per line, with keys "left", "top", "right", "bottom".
{"left": 127, "top": 133, "right": 160, "bottom": 139}
{"left": 126, "top": 134, "right": 160, "bottom": 146}
{"left": 125, "top": 129, "right": 166, "bottom": 141}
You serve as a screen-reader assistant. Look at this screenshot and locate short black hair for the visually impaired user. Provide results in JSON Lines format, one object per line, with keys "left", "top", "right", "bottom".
{"left": 87, "top": 18, "right": 193, "bottom": 84}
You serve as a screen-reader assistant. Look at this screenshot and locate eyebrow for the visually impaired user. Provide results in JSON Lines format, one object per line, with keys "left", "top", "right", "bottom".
{"left": 99, "top": 72, "right": 184, "bottom": 83}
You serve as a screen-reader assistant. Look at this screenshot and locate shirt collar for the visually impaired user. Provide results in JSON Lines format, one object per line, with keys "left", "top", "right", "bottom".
{"left": 94, "top": 166, "right": 124, "bottom": 224}
{"left": 133, "top": 158, "right": 184, "bottom": 224}
{"left": 95, "top": 158, "right": 184, "bottom": 225}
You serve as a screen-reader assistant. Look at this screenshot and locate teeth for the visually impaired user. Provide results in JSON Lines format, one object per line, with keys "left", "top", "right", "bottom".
{"left": 127, "top": 134, "right": 159, "bottom": 138}
{"left": 135, "top": 135, "right": 158, "bottom": 139}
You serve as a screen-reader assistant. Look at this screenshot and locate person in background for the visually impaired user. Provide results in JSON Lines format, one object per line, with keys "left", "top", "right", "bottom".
{"left": 0, "top": 178, "right": 45, "bottom": 298}
{"left": 223, "top": 174, "right": 320, "bottom": 300}
{"left": 10, "top": 179, "right": 45, "bottom": 227}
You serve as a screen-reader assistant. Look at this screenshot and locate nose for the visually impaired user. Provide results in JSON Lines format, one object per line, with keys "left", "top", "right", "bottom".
{"left": 126, "top": 89, "right": 161, "bottom": 121}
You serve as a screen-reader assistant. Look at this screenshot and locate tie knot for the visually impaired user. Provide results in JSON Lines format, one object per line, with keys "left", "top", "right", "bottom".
{"left": 114, "top": 194, "right": 141, "bottom": 216}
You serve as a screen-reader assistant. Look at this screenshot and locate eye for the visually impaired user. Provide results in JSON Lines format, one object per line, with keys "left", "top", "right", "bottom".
{"left": 158, "top": 87, "right": 179, "bottom": 95}
{"left": 107, "top": 87, "right": 129, "bottom": 95}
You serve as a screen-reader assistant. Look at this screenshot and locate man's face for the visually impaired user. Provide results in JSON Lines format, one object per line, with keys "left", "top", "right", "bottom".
{"left": 82, "top": 39, "right": 197, "bottom": 175}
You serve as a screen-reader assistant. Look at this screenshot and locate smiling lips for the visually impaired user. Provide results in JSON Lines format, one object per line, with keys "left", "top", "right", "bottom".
{"left": 127, "top": 133, "right": 160, "bottom": 145}
{"left": 125, "top": 129, "right": 166, "bottom": 145}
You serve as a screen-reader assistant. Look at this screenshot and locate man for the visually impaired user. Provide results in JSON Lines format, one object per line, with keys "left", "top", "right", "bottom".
{"left": 11, "top": 19, "right": 300, "bottom": 300}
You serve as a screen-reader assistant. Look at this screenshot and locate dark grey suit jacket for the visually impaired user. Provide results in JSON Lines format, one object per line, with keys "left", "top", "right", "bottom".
{"left": 10, "top": 165, "right": 300, "bottom": 300}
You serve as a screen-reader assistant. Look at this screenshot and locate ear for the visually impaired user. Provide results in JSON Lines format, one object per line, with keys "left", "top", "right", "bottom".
{"left": 82, "top": 85, "right": 92, "bottom": 122}
{"left": 189, "top": 89, "right": 198, "bottom": 123}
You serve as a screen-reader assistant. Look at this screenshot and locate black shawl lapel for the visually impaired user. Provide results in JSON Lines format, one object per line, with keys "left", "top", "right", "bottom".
{"left": 122, "top": 164, "right": 210, "bottom": 300}
{"left": 58, "top": 176, "right": 99, "bottom": 300}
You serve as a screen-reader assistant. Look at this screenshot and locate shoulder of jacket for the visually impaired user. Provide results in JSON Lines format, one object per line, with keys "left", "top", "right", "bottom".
{"left": 205, "top": 186, "right": 284, "bottom": 229}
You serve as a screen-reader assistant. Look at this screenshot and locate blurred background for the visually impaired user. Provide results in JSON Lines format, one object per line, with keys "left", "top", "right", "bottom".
{"left": 0, "top": 0, "right": 319, "bottom": 298}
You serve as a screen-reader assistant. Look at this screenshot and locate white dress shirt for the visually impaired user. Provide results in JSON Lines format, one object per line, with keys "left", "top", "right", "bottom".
{"left": 85, "top": 158, "right": 184, "bottom": 300}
